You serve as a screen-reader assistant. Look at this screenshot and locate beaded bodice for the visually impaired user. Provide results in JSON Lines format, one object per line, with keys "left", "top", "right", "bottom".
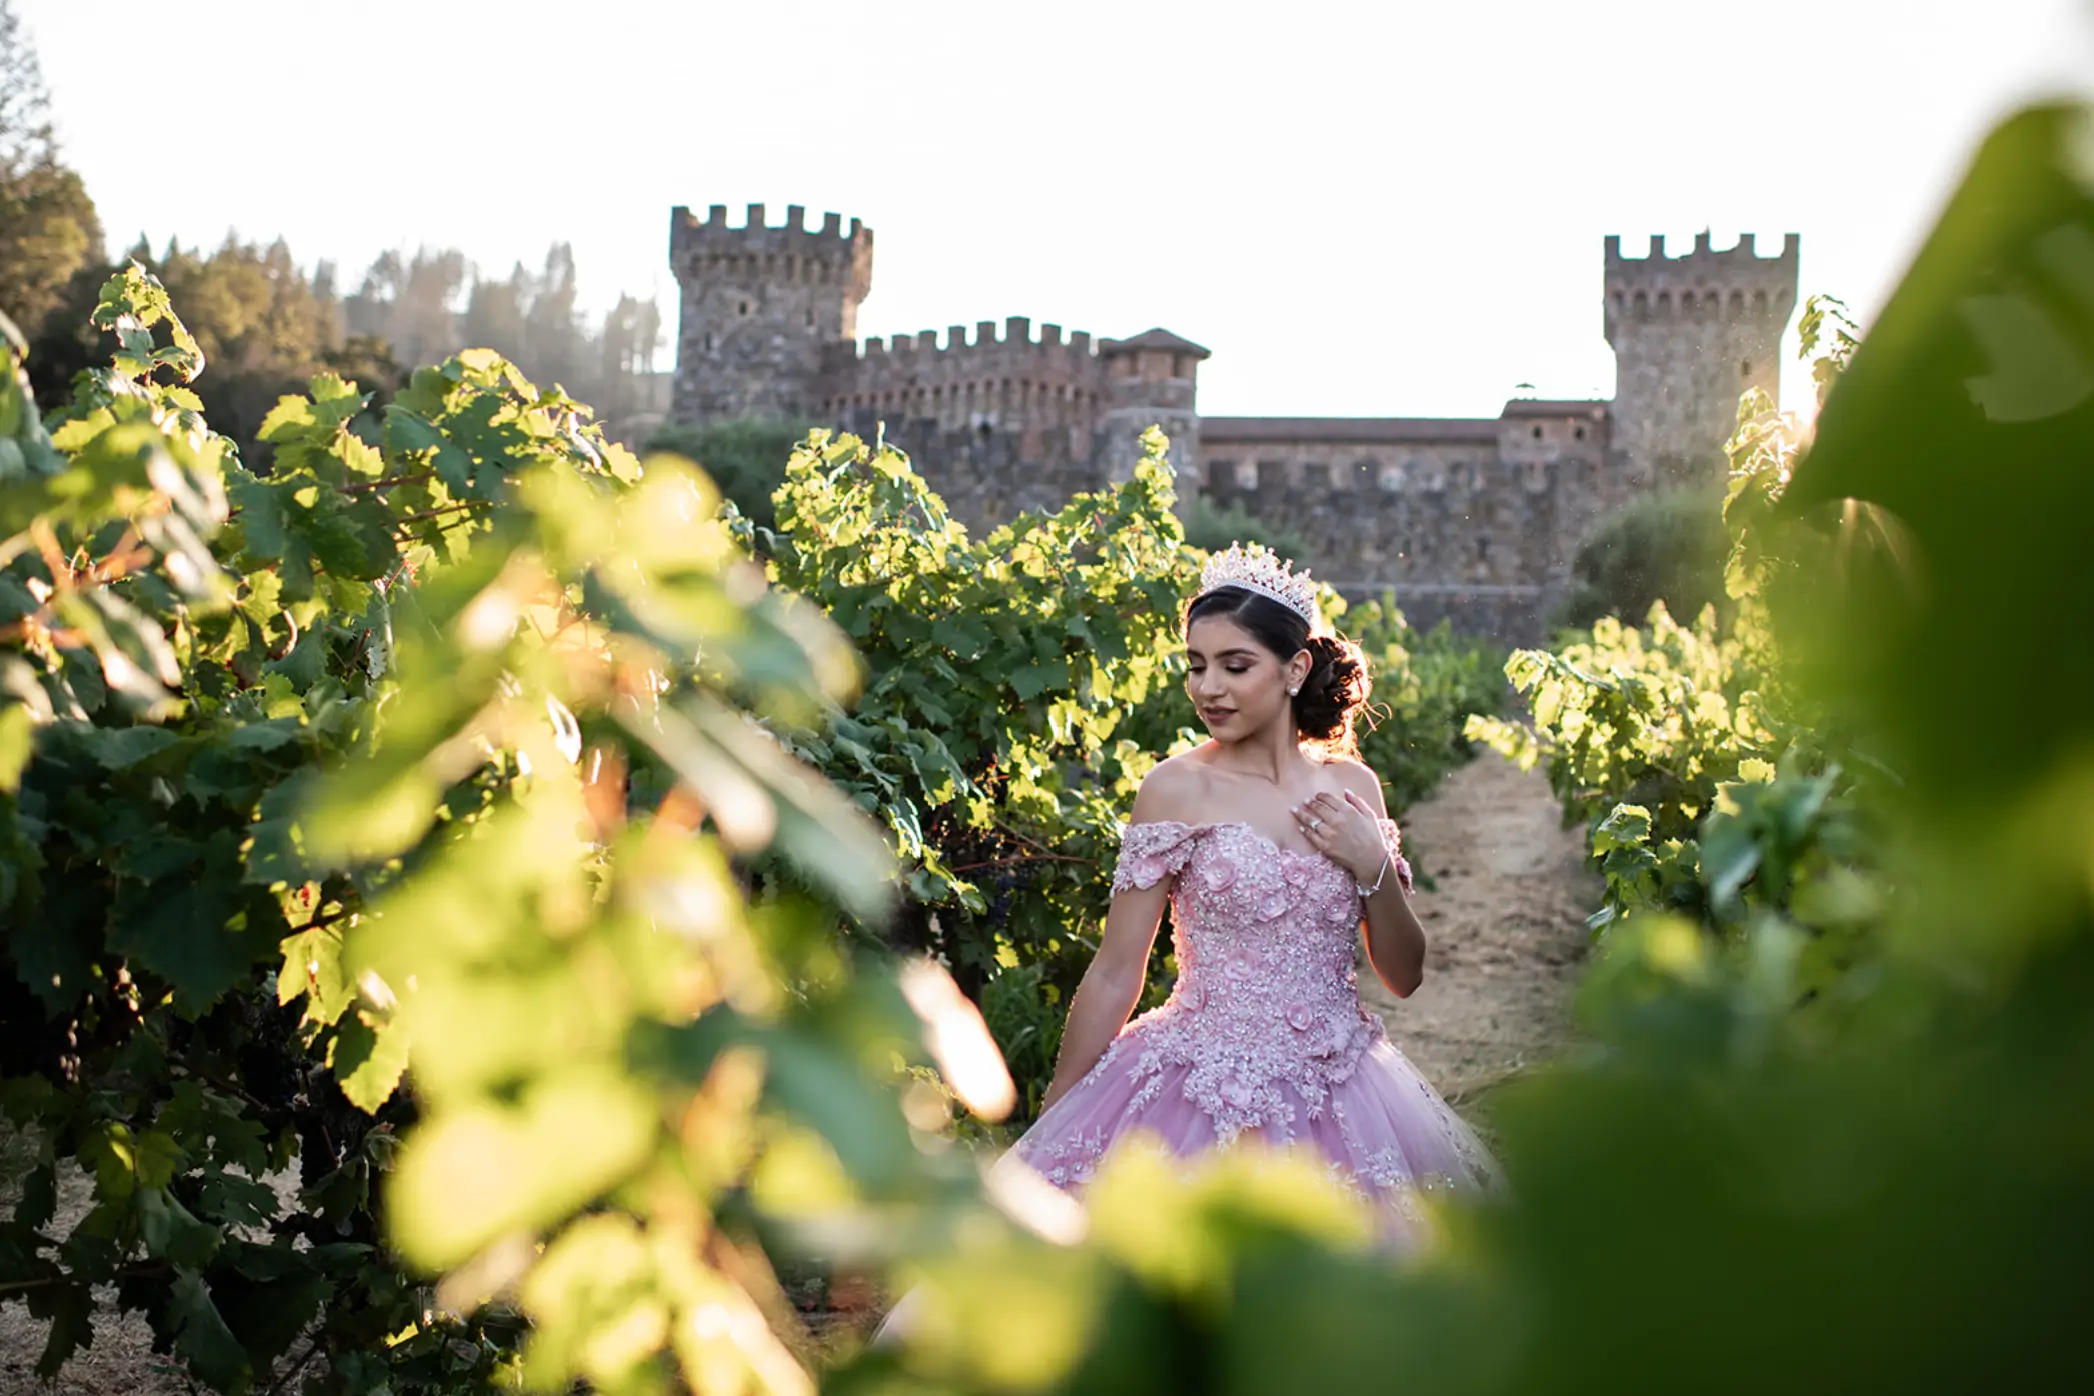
{"left": 1098, "top": 818, "right": 1414, "bottom": 1140}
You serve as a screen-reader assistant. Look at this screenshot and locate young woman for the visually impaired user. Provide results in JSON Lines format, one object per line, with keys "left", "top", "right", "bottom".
{"left": 1008, "top": 543, "right": 1499, "bottom": 1239}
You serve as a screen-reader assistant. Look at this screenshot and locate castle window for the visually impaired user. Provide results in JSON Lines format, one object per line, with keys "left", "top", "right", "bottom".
{"left": 737, "top": 300, "right": 750, "bottom": 317}
{"left": 1574, "top": 425, "right": 1586, "bottom": 440}
{"left": 1741, "top": 358, "right": 1753, "bottom": 377}
{"left": 1531, "top": 425, "right": 1543, "bottom": 439}
{"left": 1476, "top": 536, "right": 1490, "bottom": 563}
{"left": 805, "top": 310, "right": 815, "bottom": 328}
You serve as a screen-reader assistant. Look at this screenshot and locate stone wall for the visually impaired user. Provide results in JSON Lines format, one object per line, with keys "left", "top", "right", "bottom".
{"left": 1605, "top": 232, "right": 1798, "bottom": 488}
{"left": 1197, "top": 402, "right": 1616, "bottom": 643}
{"left": 664, "top": 206, "right": 1802, "bottom": 643}
{"left": 824, "top": 325, "right": 1209, "bottom": 530}
{"left": 823, "top": 318, "right": 1110, "bottom": 461}
{"left": 834, "top": 404, "right": 1117, "bottom": 530}
{"left": 669, "top": 203, "right": 873, "bottom": 426}
{"left": 1098, "top": 333, "right": 1206, "bottom": 485}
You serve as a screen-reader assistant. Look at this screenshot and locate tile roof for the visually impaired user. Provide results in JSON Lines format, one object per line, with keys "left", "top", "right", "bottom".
{"left": 1100, "top": 327, "right": 1212, "bottom": 357}
{"left": 1501, "top": 398, "right": 1610, "bottom": 418}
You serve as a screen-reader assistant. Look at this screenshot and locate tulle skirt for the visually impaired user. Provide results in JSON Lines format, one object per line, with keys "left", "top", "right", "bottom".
{"left": 1007, "top": 1032, "right": 1501, "bottom": 1250}
{"left": 871, "top": 1033, "right": 1500, "bottom": 1348}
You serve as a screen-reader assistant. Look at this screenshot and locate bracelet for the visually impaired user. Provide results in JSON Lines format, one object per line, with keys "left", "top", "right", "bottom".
{"left": 1355, "top": 853, "right": 1392, "bottom": 899}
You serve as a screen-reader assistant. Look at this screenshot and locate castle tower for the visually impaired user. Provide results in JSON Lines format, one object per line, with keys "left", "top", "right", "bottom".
{"left": 1604, "top": 232, "right": 1799, "bottom": 488}
{"left": 1096, "top": 328, "right": 1209, "bottom": 485}
{"left": 668, "top": 203, "right": 873, "bottom": 426}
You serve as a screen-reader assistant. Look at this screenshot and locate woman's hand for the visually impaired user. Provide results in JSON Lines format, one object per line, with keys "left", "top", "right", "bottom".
{"left": 1292, "top": 788, "right": 1389, "bottom": 885}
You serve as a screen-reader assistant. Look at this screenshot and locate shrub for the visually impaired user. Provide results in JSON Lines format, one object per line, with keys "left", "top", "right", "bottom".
{"left": 0, "top": 268, "right": 918, "bottom": 1391}
{"left": 1179, "top": 490, "right": 1311, "bottom": 562}
{"left": 1552, "top": 484, "right": 1730, "bottom": 633}
{"left": 644, "top": 415, "right": 810, "bottom": 530}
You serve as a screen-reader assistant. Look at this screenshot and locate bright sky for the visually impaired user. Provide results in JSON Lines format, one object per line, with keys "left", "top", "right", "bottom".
{"left": 17, "top": 0, "right": 2094, "bottom": 418}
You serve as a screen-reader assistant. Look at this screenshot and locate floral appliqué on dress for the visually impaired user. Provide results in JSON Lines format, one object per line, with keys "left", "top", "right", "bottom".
{"left": 1013, "top": 817, "right": 1497, "bottom": 1229}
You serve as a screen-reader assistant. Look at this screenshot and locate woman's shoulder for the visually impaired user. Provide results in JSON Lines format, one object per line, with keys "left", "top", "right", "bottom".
{"left": 1129, "top": 750, "right": 1211, "bottom": 826}
{"left": 1317, "top": 755, "right": 1389, "bottom": 810}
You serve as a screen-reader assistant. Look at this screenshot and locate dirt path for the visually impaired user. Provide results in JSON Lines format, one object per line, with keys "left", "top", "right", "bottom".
{"left": 1361, "top": 750, "right": 1598, "bottom": 1109}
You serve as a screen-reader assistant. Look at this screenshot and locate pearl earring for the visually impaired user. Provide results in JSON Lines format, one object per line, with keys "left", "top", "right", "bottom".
{"left": 1288, "top": 685, "right": 1299, "bottom": 696}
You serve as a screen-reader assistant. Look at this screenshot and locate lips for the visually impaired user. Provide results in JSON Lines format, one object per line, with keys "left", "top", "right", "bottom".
{"left": 1201, "top": 707, "right": 1236, "bottom": 724}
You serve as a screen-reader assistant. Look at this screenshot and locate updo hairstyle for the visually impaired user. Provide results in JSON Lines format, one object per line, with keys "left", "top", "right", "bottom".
{"left": 1184, "top": 586, "right": 1373, "bottom": 758}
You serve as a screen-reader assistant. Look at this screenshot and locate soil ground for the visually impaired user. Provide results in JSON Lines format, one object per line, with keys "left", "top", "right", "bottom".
{"left": 1360, "top": 750, "right": 1598, "bottom": 1117}
{"left": 0, "top": 752, "right": 1596, "bottom": 1392}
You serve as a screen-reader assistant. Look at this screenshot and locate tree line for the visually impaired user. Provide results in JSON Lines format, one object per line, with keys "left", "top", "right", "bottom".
{"left": 0, "top": 1, "right": 664, "bottom": 467}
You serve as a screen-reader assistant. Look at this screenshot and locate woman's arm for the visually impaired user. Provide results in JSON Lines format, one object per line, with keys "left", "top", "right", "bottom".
{"left": 1040, "top": 877, "right": 1168, "bottom": 1110}
{"left": 1295, "top": 769, "right": 1428, "bottom": 998}
{"left": 1355, "top": 804, "right": 1428, "bottom": 997}
{"left": 1040, "top": 764, "right": 1189, "bottom": 1110}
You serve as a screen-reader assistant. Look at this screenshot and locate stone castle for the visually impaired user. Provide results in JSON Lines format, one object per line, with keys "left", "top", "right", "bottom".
{"left": 666, "top": 202, "right": 1800, "bottom": 640}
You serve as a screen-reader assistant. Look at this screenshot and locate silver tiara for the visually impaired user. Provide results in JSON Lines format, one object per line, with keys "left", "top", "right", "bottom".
{"left": 1198, "top": 542, "right": 1318, "bottom": 624}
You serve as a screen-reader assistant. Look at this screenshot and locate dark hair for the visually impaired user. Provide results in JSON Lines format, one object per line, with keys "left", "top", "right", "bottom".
{"left": 1184, "top": 586, "right": 1373, "bottom": 757}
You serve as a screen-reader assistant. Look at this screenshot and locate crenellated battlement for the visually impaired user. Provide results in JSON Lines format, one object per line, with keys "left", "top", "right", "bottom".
{"left": 662, "top": 202, "right": 1800, "bottom": 645}
{"left": 670, "top": 203, "right": 874, "bottom": 303}
{"left": 671, "top": 202, "right": 870, "bottom": 253}
{"left": 859, "top": 316, "right": 1099, "bottom": 359}
{"left": 1604, "top": 231, "right": 1799, "bottom": 332}
{"left": 1605, "top": 230, "right": 1799, "bottom": 269}
{"left": 1605, "top": 230, "right": 1799, "bottom": 485}
{"left": 831, "top": 314, "right": 1113, "bottom": 419}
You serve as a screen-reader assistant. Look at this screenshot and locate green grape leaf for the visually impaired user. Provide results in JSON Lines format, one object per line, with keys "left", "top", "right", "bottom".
{"left": 138, "top": 1187, "right": 223, "bottom": 1267}
{"left": 107, "top": 839, "right": 255, "bottom": 1010}
{"left": 328, "top": 1010, "right": 410, "bottom": 1113}
{"left": 27, "top": 1282, "right": 92, "bottom": 1381}
{"left": 78, "top": 725, "right": 179, "bottom": 770}
{"left": 166, "top": 1269, "right": 250, "bottom": 1392}
{"left": 9, "top": 908, "right": 95, "bottom": 1013}
{"left": 17, "top": 1157, "right": 58, "bottom": 1230}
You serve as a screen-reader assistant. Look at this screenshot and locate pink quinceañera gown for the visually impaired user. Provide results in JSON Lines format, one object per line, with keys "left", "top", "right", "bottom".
{"left": 1008, "top": 818, "right": 1501, "bottom": 1241}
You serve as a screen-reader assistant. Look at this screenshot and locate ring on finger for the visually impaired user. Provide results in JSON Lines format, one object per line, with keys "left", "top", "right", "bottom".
{"left": 1309, "top": 817, "right": 1322, "bottom": 830}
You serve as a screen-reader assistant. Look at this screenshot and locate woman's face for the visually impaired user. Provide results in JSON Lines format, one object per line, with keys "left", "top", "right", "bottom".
{"left": 1185, "top": 613, "right": 1303, "bottom": 739}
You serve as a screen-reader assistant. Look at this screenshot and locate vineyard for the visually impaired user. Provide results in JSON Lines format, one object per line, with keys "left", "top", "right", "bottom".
{"left": 4, "top": 93, "right": 2094, "bottom": 1396}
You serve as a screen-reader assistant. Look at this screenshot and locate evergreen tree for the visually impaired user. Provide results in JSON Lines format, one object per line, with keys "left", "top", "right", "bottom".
{"left": 0, "top": 0, "right": 103, "bottom": 335}
{"left": 458, "top": 259, "right": 530, "bottom": 358}
{"left": 523, "top": 240, "right": 583, "bottom": 391}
